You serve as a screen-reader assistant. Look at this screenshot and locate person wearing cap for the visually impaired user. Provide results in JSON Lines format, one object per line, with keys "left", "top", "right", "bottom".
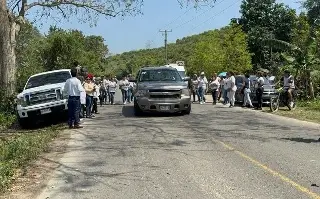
{"left": 64, "top": 67, "right": 84, "bottom": 128}
{"left": 281, "top": 70, "right": 295, "bottom": 107}
{"left": 83, "top": 74, "right": 95, "bottom": 118}
{"left": 198, "top": 72, "right": 208, "bottom": 104}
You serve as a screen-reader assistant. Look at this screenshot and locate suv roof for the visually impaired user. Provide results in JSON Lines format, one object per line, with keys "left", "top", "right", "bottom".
{"left": 30, "top": 69, "right": 71, "bottom": 78}
{"left": 140, "top": 66, "right": 177, "bottom": 71}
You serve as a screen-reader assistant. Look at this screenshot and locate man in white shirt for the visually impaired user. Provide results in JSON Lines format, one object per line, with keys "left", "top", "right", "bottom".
{"left": 281, "top": 70, "right": 295, "bottom": 107}
{"left": 64, "top": 68, "right": 85, "bottom": 128}
{"left": 119, "top": 76, "right": 129, "bottom": 104}
{"left": 198, "top": 72, "right": 208, "bottom": 104}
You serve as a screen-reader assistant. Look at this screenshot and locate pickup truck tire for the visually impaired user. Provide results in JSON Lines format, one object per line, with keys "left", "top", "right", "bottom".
{"left": 18, "top": 117, "right": 30, "bottom": 129}
{"left": 182, "top": 105, "right": 191, "bottom": 115}
{"left": 133, "top": 101, "right": 144, "bottom": 116}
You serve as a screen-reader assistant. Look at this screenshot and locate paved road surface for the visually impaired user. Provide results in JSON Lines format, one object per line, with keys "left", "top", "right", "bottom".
{"left": 36, "top": 91, "right": 320, "bottom": 199}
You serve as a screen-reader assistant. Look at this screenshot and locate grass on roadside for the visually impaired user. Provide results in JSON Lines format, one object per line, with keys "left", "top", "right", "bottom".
{"left": 0, "top": 113, "right": 16, "bottom": 131}
{"left": 0, "top": 125, "right": 65, "bottom": 192}
{"left": 264, "top": 99, "right": 320, "bottom": 123}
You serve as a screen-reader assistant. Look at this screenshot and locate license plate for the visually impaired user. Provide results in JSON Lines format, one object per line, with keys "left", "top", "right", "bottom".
{"left": 40, "top": 108, "right": 51, "bottom": 115}
{"left": 159, "top": 105, "right": 170, "bottom": 111}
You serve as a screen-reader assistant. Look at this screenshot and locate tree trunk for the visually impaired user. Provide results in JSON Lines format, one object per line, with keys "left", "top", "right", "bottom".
{"left": 0, "top": 7, "right": 18, "bottom": 96}
{"left": 307, "top": 70, "right": 315, "bottom": 99}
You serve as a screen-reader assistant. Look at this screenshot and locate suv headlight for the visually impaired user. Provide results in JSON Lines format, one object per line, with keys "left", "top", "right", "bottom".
{"left": 181, "top": 88, "right": 190, "bottom": 96}
{"left": 17, "top": 97, "right": 27, "bottom": 107}
{"left": 135, "top": 90, "right": 147, "bottom": 97}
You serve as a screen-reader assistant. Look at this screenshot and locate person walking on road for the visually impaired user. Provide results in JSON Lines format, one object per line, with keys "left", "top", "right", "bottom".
{"left": 119, "top": 76, "right": 129, "bottom": 104}
{"left": 64, "top": 68, "right": 84, "bottom": 129}
{"left": 209, "top": 73, "right": 220, "bottom": 105}
{"left": 108, "top": 78, "right": 117, "bottom": 105}
{"left": 242, "top": 74, "right": 254, "bottom": 108}
{"left": 198, "top": 72, "right": 208, "bottom": 104}
{"left": 227, "top": 71, "right": 237, "bottom": 108}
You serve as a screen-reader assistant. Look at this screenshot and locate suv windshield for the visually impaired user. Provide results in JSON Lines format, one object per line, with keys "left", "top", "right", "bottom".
{"left": 25, "top": 71, "right": 71, "bottom": 89}
{"left": 139, "top": 69, "right": 182, "bottom": 82}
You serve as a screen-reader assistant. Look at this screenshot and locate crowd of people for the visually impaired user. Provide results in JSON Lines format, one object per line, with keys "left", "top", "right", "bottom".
{"left": 189, "top": 70, "right": 295, "bottom": 110}
{"left": 64, "top": 62, "right": 136, "bottom": 128}
{"left": 64, "top": 61, "right": 295, "bottom": 128}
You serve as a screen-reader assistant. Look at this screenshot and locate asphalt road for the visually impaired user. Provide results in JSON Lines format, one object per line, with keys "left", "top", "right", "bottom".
{"left": 36, "top": 92, "right": 320, "bottom": 199}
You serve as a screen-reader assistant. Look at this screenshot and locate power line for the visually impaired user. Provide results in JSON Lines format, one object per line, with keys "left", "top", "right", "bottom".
{"left": 189, "top": 0, "right": 239, "bottom": 32}
{"left": 159, "top": 29, "right": 172, "bottom": 64}
{"left": 171, "top": 0, "right": 227, "bottom": 30}
{"left": 160, "top": 6, "right": 194, "bottom": 30}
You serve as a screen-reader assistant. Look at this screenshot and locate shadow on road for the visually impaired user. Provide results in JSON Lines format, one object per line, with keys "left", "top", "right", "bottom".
{"left": 121, "top": 105, "right": 182, "bottom": 118}
{"left": 282, "top": 137, "right": 320, "bottom": 143}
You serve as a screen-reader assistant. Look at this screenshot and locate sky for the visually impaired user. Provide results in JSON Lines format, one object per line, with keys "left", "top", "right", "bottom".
{"left": 26, "top": 0, "right": 302, "bottom": 55}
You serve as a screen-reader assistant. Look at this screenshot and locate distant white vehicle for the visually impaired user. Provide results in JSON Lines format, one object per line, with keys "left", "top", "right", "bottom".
{"left": 16, "top": 69, "right": 71, "bottom": 128}
{"left": 164, "top": 63, "right": 186, "bottom": 78}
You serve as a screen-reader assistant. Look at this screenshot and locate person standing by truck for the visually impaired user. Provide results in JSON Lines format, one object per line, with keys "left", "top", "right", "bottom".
{"left": 83, "top": 74, "right": 95, "bottom": 118}
{"left": 64, "top": 68, "right": 84, "bottom": 129}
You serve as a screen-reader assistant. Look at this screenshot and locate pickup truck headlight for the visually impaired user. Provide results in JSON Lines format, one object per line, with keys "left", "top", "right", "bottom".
{"left": 135, "top": 90, "right": 147, "bottom": 97}
{"left": 17, "top": 97, "right": 27, "bottom": 107}
{"left": 181, "top": 89, "right": 190, "bottom": 96}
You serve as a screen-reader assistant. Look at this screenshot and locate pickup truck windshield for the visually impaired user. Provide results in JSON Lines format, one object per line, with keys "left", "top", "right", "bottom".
{"left": 139, "top": 69, "right": 182, "bottom": 82}
{"left": 25, "top": 71, "right": 71, "bottom": 89}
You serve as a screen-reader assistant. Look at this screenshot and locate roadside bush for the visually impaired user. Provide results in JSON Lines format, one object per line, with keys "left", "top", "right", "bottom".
{"left": 0, "top": 127, "right": 60, "bottom": 192}
{"left": 0, "top": 89, "right": 17, "bottom": 130}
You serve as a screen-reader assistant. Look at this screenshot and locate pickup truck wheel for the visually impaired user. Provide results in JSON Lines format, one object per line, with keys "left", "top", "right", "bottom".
{"left": 18, "top": 117, "right": 30, "bottom": 129}
{"left": 182, "top": 104, "right": 191, "bottom": 115}
{"left": 134, "top": 101, "right": 144, "bottom": 116}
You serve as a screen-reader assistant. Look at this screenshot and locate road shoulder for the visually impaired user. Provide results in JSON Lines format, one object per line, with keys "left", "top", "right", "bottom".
{"left": 0, "top": 130, "right": 71, "bottom": 199}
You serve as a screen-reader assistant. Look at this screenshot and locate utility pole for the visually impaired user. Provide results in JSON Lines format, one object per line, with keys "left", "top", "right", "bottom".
{"left": 159, "top": 29, "right": 172, "bottom": 64}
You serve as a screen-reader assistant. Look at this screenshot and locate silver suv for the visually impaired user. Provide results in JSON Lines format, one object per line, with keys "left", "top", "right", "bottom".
{"left": 131, "top": 66, "right": 191, "bottom": 116}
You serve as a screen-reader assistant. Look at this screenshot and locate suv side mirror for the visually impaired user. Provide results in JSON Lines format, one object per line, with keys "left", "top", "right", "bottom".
{"left": 183, "top": 77, "right": 191, "bottom": 81}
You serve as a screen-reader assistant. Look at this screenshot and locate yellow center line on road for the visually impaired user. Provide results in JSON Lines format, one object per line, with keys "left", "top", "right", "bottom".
{"left": 214, "top": 139, "right": 320, "bottom": 199}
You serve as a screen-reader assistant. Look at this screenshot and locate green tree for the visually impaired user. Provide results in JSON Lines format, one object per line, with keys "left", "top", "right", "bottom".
{"left": 239, "top": 0, "right": 296, "bottom": 70}
{"left": 190, "top": 24, "right": 252, "bottom": 75}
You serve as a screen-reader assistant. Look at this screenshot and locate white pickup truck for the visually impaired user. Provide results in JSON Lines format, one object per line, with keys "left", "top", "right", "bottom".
{"left": 16, "top": 69, "right": 72, "bottom": 128}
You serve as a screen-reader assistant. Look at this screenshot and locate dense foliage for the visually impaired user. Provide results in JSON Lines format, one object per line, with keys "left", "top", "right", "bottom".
{"left": 105, "top": 23, "right": 252, "bottom": 77}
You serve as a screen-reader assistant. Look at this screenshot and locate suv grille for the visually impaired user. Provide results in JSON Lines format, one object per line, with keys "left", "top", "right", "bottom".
{"left": 148, "top": 89, "right": 181, "bottom": 99}
{"left": 28, "top": 89, "right": 60, "bottom": 105}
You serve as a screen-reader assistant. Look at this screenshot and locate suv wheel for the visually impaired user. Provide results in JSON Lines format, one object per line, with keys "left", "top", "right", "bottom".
{"left": 134, "top": 101, "right": 144, "bottom": 116}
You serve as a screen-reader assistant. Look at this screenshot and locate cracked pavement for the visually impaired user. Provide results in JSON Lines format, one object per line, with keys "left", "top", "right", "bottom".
{"left": 36, "top": 93, "right": 320, "bottom": 199}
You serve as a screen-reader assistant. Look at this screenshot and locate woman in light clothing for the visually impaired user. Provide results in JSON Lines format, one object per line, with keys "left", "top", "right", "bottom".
{"left": 209, "top": 73, "right": 220, "bottom": 105}
{"left": 191, "top": 74, "right": 199, "bottom": 103}
{"left": 227, "top": 71, "right": 237, "bottom": 107}
{"left": 83, "top": 74, "right": 95, "bottom": 118}
{"left": 242, "top": 74, "right": 254, "bottom": 108}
